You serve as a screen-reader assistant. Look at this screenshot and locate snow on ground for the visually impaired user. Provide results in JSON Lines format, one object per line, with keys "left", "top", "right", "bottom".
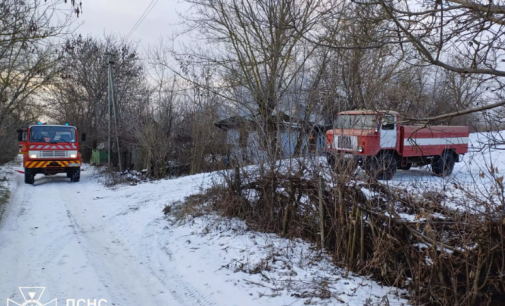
{"left": 0, "top": 156, "right": 407, "bottom": 306}
{"left": 0, "top": 132, "right": 501, "bottom": 306}
{"left": 163, "top": 215, "right": 408, "bottom": 306}
{"left": 0, "top": 157, "right": 18, "bottom": 223}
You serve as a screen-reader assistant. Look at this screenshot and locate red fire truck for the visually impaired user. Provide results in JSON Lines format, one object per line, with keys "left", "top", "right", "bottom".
{"left": 326, "top": 110, "right": 470, "bottom": 180}
{"left": 17, "top": 123, "right": 86, "bottom": 184}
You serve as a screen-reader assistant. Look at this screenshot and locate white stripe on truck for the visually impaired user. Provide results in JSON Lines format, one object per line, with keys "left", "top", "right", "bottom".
{"left": 404, "top": 137, "right": 469, "bottom": 146}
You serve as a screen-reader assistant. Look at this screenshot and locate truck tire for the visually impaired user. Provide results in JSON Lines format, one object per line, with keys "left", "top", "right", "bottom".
{"left": 24, "top": 169, "right": 35, "bottom": 184}
{"left": 327, "top": 154, "right": 335, "bottom": 169}
{"left": 70, "top": 167, "right": 80, "bottom": 182}
{"left": 432, "top": 151, "right": 455, "bottom": 177}
{"left": 366, "top": 152, "right": 397, "bottom": 180}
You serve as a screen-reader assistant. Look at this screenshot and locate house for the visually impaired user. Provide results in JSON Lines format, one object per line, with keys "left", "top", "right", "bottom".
{"left": 214, "top": 113, "right": 329, "bottom": 164}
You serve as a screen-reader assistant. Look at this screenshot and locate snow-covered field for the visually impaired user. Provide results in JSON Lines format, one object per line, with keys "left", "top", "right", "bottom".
{"left": 385, "top": 131, "right": 505, "bottom": 213}
{"left": 0, "top": 131, "right": 502, "bottom": 306}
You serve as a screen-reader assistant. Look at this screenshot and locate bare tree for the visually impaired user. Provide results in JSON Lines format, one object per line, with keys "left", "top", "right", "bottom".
{"left": 349, "top": 0, "right": 505, "bottom": 121}
{"left": 0, "top": 0, "right": 75, "bottom": 163}
{"left": 153, "top": 0, "right": 324, "bottom": 161}
{"left": 47, "top": 35, "right": 146, "bottom": 163}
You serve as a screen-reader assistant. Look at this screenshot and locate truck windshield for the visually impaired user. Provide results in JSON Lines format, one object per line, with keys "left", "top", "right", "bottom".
{"left": 335, "top": 114, "right": 376, "bottom": 129}
{"left": 30, "top": 126, "right": 76, "bottom": 143}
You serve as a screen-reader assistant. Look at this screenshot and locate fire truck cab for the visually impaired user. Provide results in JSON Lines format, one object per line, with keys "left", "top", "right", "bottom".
{"left": 17, "top": 123, "right": 86, "bottom": 184}
{"left": 326, "top": 110, "right": 470, "bottom": 180}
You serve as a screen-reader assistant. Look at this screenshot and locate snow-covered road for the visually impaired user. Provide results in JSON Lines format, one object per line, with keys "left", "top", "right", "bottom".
{"left": 0, "top": 165, "right": 216, "bottom": 306}
{"left": 0, "top": 161, "right": 407, "bottom": 306}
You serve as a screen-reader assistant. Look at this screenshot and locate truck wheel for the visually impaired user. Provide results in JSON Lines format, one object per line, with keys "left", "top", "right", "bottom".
{"left": 400, "top": 163, "right": 412, "bottom": 170}
{"left": 367, "top": 152, "right": 397, "bottom": 180}
{"left": 327, "top": 154, "right": 336, "bottom": 169}
{"left": 432, "top": 151, "right": 455, "bottom": 177}
{"left": 24, "top": 169, "right": 35, "bottom": 184}
{"left": 70, "top": 168, "right": 80, "bottom": 182}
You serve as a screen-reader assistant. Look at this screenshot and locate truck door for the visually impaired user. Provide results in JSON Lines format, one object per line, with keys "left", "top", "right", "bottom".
{"left": 17, "top": 128, "right": 28, "bottom": 154}
{"left": 380, "top": 114, "right": 397, "bottom": 148}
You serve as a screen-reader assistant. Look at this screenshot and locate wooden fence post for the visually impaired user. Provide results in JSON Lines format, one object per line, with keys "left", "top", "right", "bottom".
{"left": 318, "top": 175, "right": 325, "bottom": 248}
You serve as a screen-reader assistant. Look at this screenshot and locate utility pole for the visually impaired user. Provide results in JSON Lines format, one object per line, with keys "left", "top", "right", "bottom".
{"left": 107, "top": 54, "right": 112, "bottom": 168}
{"left": 107, "top": 53, "right": 122, "bottom": 171}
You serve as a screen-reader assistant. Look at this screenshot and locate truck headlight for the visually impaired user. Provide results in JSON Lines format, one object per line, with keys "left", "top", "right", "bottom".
{"left": 30, "top": 154, "right": 37, "bottom": 158}
{"left": 67, "top": 150, "right": 78, "bottom": 158}
{"left": 358, "top": 146, "right": 364, "bottom": 153}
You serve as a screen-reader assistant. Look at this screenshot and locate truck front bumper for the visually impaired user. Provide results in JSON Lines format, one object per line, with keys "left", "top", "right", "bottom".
{"left": 25, "top": 160, "right": 81, "bottom": 168}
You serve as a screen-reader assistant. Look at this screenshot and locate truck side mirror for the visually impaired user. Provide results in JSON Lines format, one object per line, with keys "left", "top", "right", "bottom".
{"left": 81, "top": 133, "right": 86, "bottom": 142}
{"left": 17, "top": 132, "right": 23, "bottom": 142}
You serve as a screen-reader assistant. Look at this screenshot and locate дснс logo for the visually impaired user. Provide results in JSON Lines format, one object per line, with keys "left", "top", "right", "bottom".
{"left": 7, "top": 287, "right": 56, "bottom": 306}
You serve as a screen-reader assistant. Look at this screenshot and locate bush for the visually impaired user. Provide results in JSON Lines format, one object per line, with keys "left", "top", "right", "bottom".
{"left": 182, "top": 162, "right": 505, "bottom": 306}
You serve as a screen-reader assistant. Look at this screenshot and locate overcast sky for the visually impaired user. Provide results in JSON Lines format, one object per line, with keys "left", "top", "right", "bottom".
{"left": 75, "top": 0, "right": 188, "bottom": 51}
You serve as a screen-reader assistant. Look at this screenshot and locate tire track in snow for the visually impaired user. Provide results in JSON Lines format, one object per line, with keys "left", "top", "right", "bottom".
{"left": 0, "top": 174, "right": 75, "bottom": 301}
{"left": 139, "top": 218, "right": 219, "bottom": 306}
{"left": 62, "top": 208, "right": 131, "bottom": 306}
{"left": 63, "top": 174, "right": 184, "bottom": 306}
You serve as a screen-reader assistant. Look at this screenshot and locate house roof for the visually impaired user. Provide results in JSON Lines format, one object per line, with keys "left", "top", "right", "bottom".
{"left": 338, "top": 110, "right": 400, "bottom": 116}
{"left": 214, "top": 115, "right": 254, "bottom": 130}
{"left": 215, "top": 113, "right": 331, "bottom": 132}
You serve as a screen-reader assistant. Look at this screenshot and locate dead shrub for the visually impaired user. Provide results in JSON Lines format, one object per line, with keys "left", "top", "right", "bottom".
{"left": 100, "top": 169, "right": 147, "bottom": 187}
{"left": 179, "top": 162, "right": 505, "bottom": 306}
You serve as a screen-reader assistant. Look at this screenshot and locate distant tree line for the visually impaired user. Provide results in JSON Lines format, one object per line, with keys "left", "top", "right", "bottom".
{"left": 1, "top": 0, "right": 504, "bottom": 171}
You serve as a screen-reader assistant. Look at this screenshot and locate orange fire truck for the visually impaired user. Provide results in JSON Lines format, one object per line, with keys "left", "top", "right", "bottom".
{"left": 17, "top": 123, "right": 86, "bottom": 184}
{"left": 326, "top": 110, "right": 470, "bottom": 180}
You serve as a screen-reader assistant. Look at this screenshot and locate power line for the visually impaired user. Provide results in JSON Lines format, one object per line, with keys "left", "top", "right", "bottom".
{"left": 125, "top": 0, "right": 159, "bottom": 40}
{"left": 125, "top": 0, "right": 157, "bottom": 39}
{"left": 125, "top": 0, "right": 156, "bottom": 38}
